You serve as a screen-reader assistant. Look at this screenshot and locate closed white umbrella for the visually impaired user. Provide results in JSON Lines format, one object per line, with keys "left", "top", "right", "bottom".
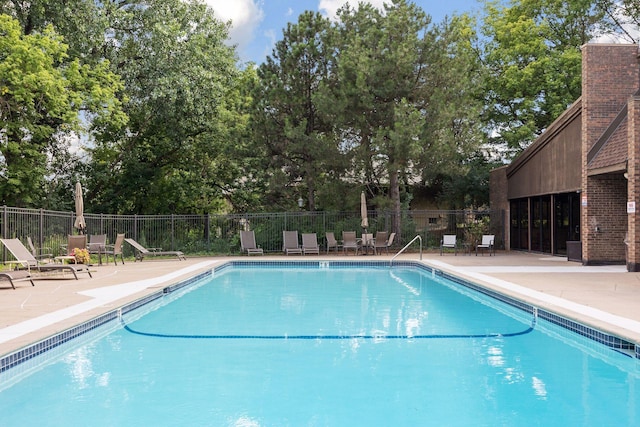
{"left": 361, "top": 191, "right": 371, "bottom": 252}
{"left": 360, "top": 191, "right": 369, "bottom": 231}
{"left": 73, "top": 182, "right": 86, "bottom": 234}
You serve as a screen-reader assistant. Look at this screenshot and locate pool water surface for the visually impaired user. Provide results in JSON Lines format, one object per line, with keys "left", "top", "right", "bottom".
{"left": 0, "top": 264, "right": 639, "bottom": 426}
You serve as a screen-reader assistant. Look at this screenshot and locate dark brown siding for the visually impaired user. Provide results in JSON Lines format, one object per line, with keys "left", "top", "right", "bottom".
{"left": 507, "top": 111, "right": 582, "bottom": 199}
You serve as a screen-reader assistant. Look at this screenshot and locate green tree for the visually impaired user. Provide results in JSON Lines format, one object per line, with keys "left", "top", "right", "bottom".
{"left": 418, "top": 14, "right": 488, "bottom": 209}
{"left": 480, "top": 0, "right": 604, "bottom": 155}
{"left": 318, "top": 0, "right": 485, "bottom": 235}
{"left": 0, "top": 14, "right": 124, "bottom": 207}
{"left": 88, "top": 0, "right": 241, "bottom": 214}
{"left": 252, "top": 11, "right": 345, "bottom": 212}
{"left": 0, "top": 0, "right": 106, "bottom": 61}
{"left": 436, "top": 153, "right": 502, "bottom": 209}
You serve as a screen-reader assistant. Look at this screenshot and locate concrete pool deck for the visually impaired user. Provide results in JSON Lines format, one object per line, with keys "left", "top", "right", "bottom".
{"left": 0, "top": 251, "right": 639, "bottom": 357}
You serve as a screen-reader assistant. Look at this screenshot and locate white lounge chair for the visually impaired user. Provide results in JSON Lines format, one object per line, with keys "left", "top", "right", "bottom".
{"left": 440, "top": 235, "right": 457, "bottom": 255}
{"left": 476, "top": 235, "right": 495, "bottom": 256}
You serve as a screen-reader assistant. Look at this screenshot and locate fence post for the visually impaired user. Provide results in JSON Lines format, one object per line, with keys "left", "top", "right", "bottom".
{"left": 39, "top": 208, "right": 44, "bottom": 248}
{"left": 171, "top": 214, "right": 175, "bottom": 250}
{"left": 2, "top": 205, "right": 9, "bottom": 239}
{"left": 205, "top": 214, "right": 210, "bottom": 253}
{"left": 1, "top": 206, "right": 5, "bottom": 263}
{"left": 323, "top": 211, "right": 326, "bottom": 246}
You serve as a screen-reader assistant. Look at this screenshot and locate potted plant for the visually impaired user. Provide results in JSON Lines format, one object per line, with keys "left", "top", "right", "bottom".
{"left": 71, "top": 248, "right": 91, "bottom": 264}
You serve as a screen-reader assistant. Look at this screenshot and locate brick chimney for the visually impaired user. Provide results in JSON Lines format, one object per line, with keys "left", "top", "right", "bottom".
{"left": 581, "top": 43, "right": 640, "bottom": 266}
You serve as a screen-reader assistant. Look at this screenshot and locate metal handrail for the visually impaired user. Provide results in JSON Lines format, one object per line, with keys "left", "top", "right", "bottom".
{"left": 390, "top": 235, "right": 422, "bottom": 266}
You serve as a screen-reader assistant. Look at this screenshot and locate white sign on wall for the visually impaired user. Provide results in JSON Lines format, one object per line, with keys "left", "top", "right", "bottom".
{"left": 628, "top": 201, "right": 636, "bottom": 214}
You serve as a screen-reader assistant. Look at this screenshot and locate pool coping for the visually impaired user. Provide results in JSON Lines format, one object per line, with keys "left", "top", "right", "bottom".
{"left": 1, "top": 259, "right": 639, "bottom": 374}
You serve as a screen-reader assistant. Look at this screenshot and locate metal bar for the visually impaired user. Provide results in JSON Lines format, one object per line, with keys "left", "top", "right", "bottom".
{"left": 390, "top": 235, "right": 422, "bottom": 267}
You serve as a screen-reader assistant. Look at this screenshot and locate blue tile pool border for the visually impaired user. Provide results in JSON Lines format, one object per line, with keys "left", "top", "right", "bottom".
{"left": 1, "top": 260, "right": 638, "bottom": 374}
{"left": 0, "top": 269, "right": 212, "bottom": 374}
{"left": 432, "top": 268, "right": 638, "bottom": 357}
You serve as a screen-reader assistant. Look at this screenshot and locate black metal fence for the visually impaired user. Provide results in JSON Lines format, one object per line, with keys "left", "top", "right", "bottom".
{"left": 0, "top": 206, "right": 503, "bottom": 258}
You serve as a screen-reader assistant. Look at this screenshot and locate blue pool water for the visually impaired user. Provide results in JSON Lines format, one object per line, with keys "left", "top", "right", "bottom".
{"left": 1, "top": 264, "right": 639, "bottom": 426}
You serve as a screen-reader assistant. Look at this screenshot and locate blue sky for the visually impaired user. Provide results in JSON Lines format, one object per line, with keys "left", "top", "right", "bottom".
{"left": 206, "top": 0, "right": 482, "bottom": 65}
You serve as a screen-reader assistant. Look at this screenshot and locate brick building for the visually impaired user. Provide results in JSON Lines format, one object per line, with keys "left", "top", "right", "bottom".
{"left": 490, "top": 43, "right": 640, "bottom": 271}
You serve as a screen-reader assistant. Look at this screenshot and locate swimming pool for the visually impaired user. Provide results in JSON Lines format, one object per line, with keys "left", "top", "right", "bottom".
{"left": 1, "top": 261, "right": 639, "bottom": 426}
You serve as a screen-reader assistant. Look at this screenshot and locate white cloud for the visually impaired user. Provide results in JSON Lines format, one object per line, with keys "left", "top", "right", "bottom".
{"left": 206, "top": 0, "right": 264, "bottom": 51}
{"left": 262, "top": 28, "right": 277, "bottom": 59}
{"left": 590, "top": 4, "right": 640, "bottom": 44}
{"left": 318, "top": 0, "right": 389, "bottom": 21}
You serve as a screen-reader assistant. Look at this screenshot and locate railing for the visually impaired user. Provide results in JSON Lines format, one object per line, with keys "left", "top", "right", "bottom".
{"left": 0, "top": 206, "right": 500, "bottom": 259}
{"left": 390, "top": 235, "right": 422, "bottom": 266}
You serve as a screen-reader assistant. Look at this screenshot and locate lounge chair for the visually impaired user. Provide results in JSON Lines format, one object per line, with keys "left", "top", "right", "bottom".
{"left": 302, "top": 233, "right": 320, "bottom": 255}
{"left": 342, "top": 231, "right": 360, "bottom": 255}
{"left": 0, "top": 263, "right": 34, "bottom": 289}
{"left": 476, "top": 235, "right": 495, "bottom": 256}
{"left": 88, "top": 234, "right": 107, "bottom": 264}
{"left": 385, "top": 232, "right": 396, "bottom": 254}
{"left": 372, "top": 231, "right": 388, "bottom": 255}
{"left": 56, "top": 235, "right": 90, "bottom": 264}
{"left": 282, "top": 231, "right": 302, "bottom": 255}
{"left": 68, "top": 235, "right": 87, "bottom": 251}
{"left": 124, "top": 238, "right": 186, "bottom": 261}
{"left": 326, "top": 232, "right": 341, "bottom": 254}
{"left": 440, "top": 235, "right": 457, "bottom": 255}
{"left": 240, "top": 230, "right": 263, "bottom": 255}
{"left": 0, "top": 238, "right": 92, "bottom": 279}
{"left": 27, "top": 237, "right": 53, "bottom": 262}
{"left": 102, "top": 233, "right": 126, "bottom": 265}
{"left": 361, "top": 233, "right": 374, "bottom": 255}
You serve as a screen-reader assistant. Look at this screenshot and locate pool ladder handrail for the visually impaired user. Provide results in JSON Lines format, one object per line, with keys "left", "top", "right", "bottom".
{"left": 390, "top": 235, "right": 422, "bottom": 266}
